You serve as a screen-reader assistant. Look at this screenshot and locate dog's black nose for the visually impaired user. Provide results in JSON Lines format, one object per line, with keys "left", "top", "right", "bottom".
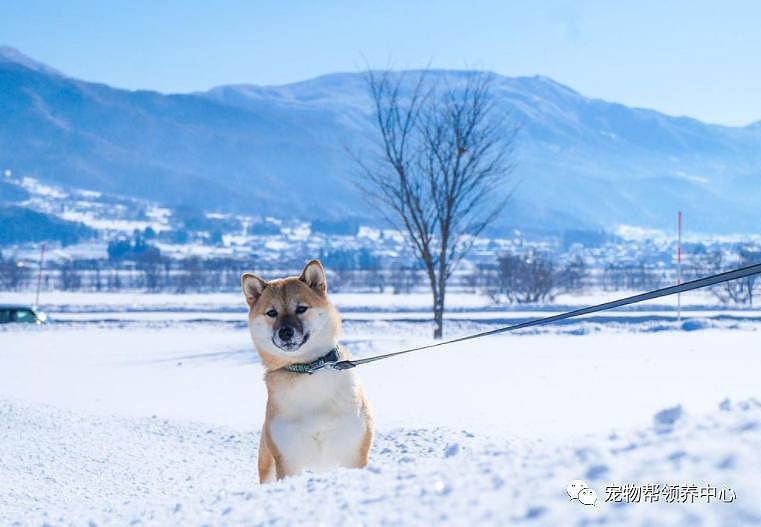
{"left": 278, "top": 326, "right": 294, "bottom": 341}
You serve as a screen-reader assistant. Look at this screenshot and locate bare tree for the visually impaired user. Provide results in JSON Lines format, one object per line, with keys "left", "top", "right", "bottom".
{"left": 356, "top": 69, "right": 516, "bottom": 338}
{"left": 389, "top": 265, "right": 419, "bottom": 295}
{"left": 495, "top": 251, "right": 557, "bottom": 304}
{"left": 0, "top": 255, "right": 28, "bottom": 290}
{"left": 59, "top": 260, "right": 82, "bottom": 291}
{"left": 704, "top": 246, "right": 760, "bottom": 306}
{"left": 557, "top": 254, "right": 588, "bottom": 292}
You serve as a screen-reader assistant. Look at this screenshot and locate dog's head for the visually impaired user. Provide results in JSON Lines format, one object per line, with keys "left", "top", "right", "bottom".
{"left": 241, "top": 260, "right": 340, "bottom": 362}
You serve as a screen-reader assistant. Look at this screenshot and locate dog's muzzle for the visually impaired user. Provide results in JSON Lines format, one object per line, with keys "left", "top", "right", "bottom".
{"left": 272, "top": 325, "right": 309, "bottom": 352}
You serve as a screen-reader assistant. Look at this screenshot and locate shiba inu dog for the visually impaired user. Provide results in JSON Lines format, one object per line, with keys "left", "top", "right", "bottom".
{"left": 241, "top": 260, "right": 373, "bottom": 483}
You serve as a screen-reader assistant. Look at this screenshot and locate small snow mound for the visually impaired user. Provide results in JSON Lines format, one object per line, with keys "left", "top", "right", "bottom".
{"left": 444, "top": 443, "right": 460, "bottom": 458}
{"left": 523, "top": 506, "right": 547, "bottom": 520}
{"left": 584, "top": 463, "right": 609, "bottom": 480}
{"left": 653, "top": 404, "right": 683, "bottom": 433}
{"left": 681, "top": 319, "right": 710, "bottom": 331}
{"left": 431, "top": 478, "right": 452, "bottom": 495}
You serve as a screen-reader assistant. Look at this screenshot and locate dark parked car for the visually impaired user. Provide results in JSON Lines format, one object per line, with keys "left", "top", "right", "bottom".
{"left": 0, "top": 304, "right": 48, "bottom": 324}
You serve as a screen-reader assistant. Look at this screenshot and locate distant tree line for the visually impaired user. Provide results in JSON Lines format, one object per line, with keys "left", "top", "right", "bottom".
{"left": 688, "top": 244, "right": 761, "bottom": 306}
{"left": 2, "top": 242, "right": 759, "bottom": 304}
{"left": 467, "top": 250, "right": 588, "bottom": 304}
{"left": 0, "top": 255, "right": 257, "bottom": 293}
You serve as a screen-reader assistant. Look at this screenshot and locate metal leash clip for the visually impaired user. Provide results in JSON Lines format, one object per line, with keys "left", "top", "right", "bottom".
{"left": 329, "top": 360, "right": 357, "bottom": 371}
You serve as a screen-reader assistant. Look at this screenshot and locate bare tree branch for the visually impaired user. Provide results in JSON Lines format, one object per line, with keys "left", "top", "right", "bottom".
{"left": 356, "top": 68, "right": 517, "bottom": 337}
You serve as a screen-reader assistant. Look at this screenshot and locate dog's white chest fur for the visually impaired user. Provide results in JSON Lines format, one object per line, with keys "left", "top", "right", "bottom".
{"left": 269, "top": 369, "right": 367, "bottom": 472}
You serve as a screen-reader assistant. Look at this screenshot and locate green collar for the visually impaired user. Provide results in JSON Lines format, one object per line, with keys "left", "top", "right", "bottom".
{"left": 283, "top": 346, "right": 341, "bottom": 374}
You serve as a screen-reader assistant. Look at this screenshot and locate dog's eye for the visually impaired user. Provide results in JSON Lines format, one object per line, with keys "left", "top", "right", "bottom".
{"left": 265, "top": 309, "right": 277, "bottom": 318}
{"left": 295, "top": 306, "right": 308, "bottom": 314}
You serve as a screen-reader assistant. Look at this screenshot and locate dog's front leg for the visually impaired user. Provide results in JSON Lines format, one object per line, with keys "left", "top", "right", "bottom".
{"left": 274, "top": 458, "right": 303, "bottom": 480}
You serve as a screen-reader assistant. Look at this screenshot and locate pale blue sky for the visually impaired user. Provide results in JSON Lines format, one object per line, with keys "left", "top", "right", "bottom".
{"left": 2, "top": 0, "right": 760, "bottom": 125}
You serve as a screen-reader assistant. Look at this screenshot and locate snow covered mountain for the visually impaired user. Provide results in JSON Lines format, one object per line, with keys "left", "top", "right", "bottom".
{"left": 2, "top": 46, "right": 760, "bottom": 234}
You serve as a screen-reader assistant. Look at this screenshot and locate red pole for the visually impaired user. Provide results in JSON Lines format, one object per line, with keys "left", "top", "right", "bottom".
{"left": 677, "top": 211, "right": 682, "bottom": 321}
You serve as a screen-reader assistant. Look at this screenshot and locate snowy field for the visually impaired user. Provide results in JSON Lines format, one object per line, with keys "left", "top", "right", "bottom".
{"left": 2, "top": 291, "right": 761, "bottom": 526}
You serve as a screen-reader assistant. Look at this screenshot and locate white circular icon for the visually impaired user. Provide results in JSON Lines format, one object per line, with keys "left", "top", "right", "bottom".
{"left": 578, "top": 487, "right": 598, "bottom": 506}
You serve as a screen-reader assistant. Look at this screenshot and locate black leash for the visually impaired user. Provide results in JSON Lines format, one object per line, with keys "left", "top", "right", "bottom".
{"left": 329, "top": 262, "right": 761, "bottom": 371}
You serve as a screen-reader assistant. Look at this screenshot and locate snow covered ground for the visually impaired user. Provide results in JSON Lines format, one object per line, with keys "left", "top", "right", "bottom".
{"left": 0, "top": 288, "right": 726, "bottom": 313}
{"left": 2, "top": 294, "right": 761, "bottom": 525}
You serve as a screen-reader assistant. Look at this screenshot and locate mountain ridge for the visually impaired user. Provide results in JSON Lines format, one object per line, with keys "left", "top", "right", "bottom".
{"left": 1, "top": 46, "right": 760, "bottom": 233}
{"left": 0, "top": 45, "right": 65, "bottom": 77}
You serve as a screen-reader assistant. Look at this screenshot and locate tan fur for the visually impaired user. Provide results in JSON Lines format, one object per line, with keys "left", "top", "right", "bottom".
{"left": 242, "top": 260, "right": 374, "bottom": 483}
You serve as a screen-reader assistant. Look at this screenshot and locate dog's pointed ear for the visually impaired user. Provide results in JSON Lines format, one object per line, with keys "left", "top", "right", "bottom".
{"left": 299, "top": 259, "right": 327, "bottom": 295}
{"left": 241, "top": 273, "right": 268, "bottom": 308}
